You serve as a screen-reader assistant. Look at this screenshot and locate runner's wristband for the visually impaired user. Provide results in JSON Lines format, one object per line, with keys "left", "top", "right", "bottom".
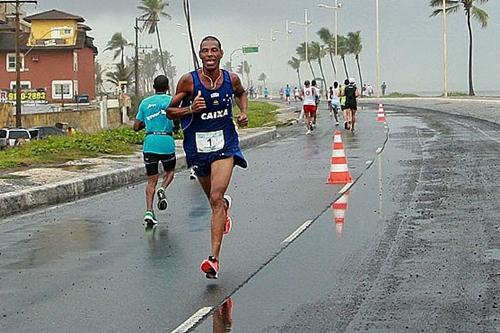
{"left": 188, "top": 105, "right": 193, "bottom": 114}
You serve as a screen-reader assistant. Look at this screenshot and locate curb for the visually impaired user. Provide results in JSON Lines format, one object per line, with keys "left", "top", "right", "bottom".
{"left": 0, "top": 127, "right": 277, "bottom": 218}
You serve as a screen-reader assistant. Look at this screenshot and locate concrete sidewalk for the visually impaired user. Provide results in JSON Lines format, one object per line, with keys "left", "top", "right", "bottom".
{"left": 0, "top": 103, "right": 300, "bottom": 218}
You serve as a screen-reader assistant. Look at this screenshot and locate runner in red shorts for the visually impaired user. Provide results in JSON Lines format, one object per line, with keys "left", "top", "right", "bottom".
{"left": 300, "top": 80, "right": 319, "bottom": 135}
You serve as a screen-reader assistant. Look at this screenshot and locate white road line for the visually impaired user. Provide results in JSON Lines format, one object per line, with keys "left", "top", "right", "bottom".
{"left": 450, "top": 120, "right": 500, "bottom": 144}
{"left": 281, "top": 220, "right": 313, "bottom": 246}
{"left": 171, "top": 307, "right": 213, "bottom": 333}
{"left": 476, "top": 128, "right": 500, "bottom": 144}
{"left": 338, "top": 183, "right": 353, "bottom": 194}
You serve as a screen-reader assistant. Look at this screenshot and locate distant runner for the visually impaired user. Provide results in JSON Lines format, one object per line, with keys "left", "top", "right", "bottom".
{"left": 300, "top": 80, "right": 318, "bottom": 135}
{"left": 344, "top": 78, "right": 360, "bottom": 132}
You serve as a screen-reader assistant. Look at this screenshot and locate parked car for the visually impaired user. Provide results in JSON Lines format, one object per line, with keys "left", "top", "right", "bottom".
{"left": 0, "top": 128, "right": 32, "bottom": 149}
{"left": 30, "top": 126, "right": 66, "bottom": 139}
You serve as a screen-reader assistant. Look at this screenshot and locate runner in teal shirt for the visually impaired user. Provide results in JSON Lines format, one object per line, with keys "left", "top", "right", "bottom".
{"left": 134, "top": 75, "right": 176, "bottom": 225}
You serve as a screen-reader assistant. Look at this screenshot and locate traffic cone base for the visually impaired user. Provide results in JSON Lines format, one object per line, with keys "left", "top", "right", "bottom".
{"left": 327, "top": 131, "right": 353, "bottom": 184}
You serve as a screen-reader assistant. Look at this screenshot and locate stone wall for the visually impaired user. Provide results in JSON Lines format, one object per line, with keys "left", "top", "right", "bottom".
{"left": 0, "top": 104, "right": 125, "bottom": 132}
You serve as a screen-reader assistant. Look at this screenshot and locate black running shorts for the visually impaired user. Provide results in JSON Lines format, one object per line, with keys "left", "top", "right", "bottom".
{"left": 143, "top": 152, "right": 176, "bottom": 176}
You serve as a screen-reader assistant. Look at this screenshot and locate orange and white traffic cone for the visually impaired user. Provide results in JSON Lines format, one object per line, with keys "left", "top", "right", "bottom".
{"left": 327, "top": 131, "right": 353, "bottom": 184}
{"left": 377, "top": 104, "right": 386, "bottom": 123}
{"left": 332, "top": 190, "right": 350, "bottom": 236}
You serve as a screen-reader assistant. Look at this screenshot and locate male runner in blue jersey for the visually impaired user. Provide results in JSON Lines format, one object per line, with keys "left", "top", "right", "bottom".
{"left": 134, "top": 75, "right": 176, "bottom": 225}
{"left": 167, "top": 36, "right": 248, "bottom": 279}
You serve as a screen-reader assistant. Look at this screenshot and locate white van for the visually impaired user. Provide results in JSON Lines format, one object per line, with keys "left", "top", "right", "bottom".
{"left": 0, "top": 128, "right": 32, "bottom": 149}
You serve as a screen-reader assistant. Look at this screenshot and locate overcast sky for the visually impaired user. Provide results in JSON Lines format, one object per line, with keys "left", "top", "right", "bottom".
{"left": 27, "top": 0, "right": 500, "bottom": 94}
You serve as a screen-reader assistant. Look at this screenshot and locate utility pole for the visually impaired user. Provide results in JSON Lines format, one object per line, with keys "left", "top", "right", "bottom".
{"left": 134, "top": 17, "right": 139, "bottom": 99}
{"left": 0, "top": 0, "right": 37, "bottom": 127}
{"left": 134, "top": 17, "right": 158, "bottom": 98}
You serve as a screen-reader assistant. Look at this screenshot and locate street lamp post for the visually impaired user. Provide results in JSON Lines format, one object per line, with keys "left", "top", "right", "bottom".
{"left": 376, "top": 0, "right": 381, "bottom": 98}
{"left": 443, "top": 0, "right": 448, "bottom": 97}
{"left": 318, "top": 1, "right": 342, "bottom": 80}
{"left": 269, "top": 29, "right": 283, "bottom": 92}
{"left": 285, "top": 19, "right": 292, "bottom": 78}
{"left": 229, "top": 48, "right": 242, "bottom": 72}
{"left": 289, "top": 8, "right": 312, "bottom": 63}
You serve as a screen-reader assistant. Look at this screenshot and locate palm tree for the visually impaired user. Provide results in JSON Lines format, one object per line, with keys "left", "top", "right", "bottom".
{"left": 104, "top": 32, "right": 132, "bottom": 68}
{"left": 138, "top": 0, "right": 172, "bottom": 76}
{"left": 317, "top": 27, "right": 337, "bottom": 79}
{"left": 337, "top": 35, "right": 350, "bottom": 79}
{"left": 310, "top": 41, "right": 328, "bottom": 88}
{"left": 347, "top": 31, "right": 363, "bottom": 90}
{"left": 106, "top": 63, "right": 134, "bottom": 88}
{"left": 258, "top": 72, "right": 267, "bottom": 87}
{"left": 296, "top": 42, "right": 316, "bottom": 79}
{"left": 159, "top": 49, "right": 177, "bottom": 90}
{"left": 242, "top": 60, "right": 252, "bottom": 88}
{"left": 430, "top": 0, "right": 489, "bottom": 96}
{"left": 287, "top": 56, "right": 302, "bottom": 88}
{"left": 95, "top": 61, "right": 106, "bottom": 95}
{"left": 139, "top": 52, "right": 157, "bottom": 93}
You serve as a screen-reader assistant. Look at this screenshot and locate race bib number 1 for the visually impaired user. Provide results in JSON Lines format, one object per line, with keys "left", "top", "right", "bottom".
{"left": 195, "top": 130, "right": 225, "bottom": 153}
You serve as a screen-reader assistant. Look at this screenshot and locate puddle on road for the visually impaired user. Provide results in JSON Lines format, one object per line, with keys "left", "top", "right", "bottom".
{"left": 2, "top": 218, "right": 105, "bottom": 270}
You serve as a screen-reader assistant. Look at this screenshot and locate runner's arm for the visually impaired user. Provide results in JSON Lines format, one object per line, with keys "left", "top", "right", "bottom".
{"left": 231, "top": 73, "right": 249, "bottom": 127}
{"left": 133, "top": 101, "right": 145, "bottom": 131}
{"left": 166, "top": 74, "right": 206, "bottom": 119}
{"left": 133, "top": 120, "right": 145, "bottom": 131}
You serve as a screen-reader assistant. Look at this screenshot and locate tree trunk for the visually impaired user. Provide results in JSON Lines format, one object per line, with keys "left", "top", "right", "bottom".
{"left": 356, "top": 54, "right": 364, "bottom": 93}
{"left": 318, "top": 59, "right": 327, "bottom": 89}
{"left": 156, "top": 29, "right": 167, "bottom": 76}
{"left": 328, "top": 51, "right": 337, "bottom": 80}
{"left": 121, "top": 46, "right": 125, "bottom": 68}
{"left": 308, "top": 60, "right": 316, "bottom": 80}
{"left": 342, "top": 56, "right": 349, "bottom": 79}
{"left": 297, "top": 69, "right": 302, "bottom": 88}
{"left": 466, "top": 10, "right": 475, "bottom": 96}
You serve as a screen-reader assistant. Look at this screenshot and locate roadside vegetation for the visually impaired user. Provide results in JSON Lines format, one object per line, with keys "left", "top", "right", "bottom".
{"left": 0, "top": 101, "right": 278, "bottom": 170}
{"left": 446, "top": 91, "right": 468, "bottom": 97}
{"left": 386, "top": 92, "right": 420, "bottom": 98}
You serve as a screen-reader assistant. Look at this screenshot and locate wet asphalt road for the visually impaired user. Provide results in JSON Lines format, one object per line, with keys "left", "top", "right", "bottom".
{"left": 1, "top": 103, "right": 499, "bottom": 333}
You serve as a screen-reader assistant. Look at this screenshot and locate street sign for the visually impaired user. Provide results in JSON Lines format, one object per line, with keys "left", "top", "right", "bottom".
{"left": 242, "top": 45, "right": 259, "bottom": 54}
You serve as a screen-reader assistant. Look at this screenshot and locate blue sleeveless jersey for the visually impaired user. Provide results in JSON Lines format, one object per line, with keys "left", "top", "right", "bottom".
{"left": 181, "top": 69, "right": 247, "bottom": 169}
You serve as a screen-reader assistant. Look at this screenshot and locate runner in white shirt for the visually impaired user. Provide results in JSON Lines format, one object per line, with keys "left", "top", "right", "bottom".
{"left": 300, "top": 80, "right": 319, "bottom": 135}
{"left": 331, "top": 81, "right": 341, "bottom": 126}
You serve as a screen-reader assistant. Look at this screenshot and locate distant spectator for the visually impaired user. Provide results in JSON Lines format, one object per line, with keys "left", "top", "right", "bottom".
{"left": 381, "top": 81, "right": 387, "bottom": 96}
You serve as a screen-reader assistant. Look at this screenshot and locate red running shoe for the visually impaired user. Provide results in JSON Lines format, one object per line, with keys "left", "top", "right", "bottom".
{"left": 200, "top": 256, "right": 219, "bottom": 279}
{"left": 223, "top": 194, "right": 232, "bottom": 235}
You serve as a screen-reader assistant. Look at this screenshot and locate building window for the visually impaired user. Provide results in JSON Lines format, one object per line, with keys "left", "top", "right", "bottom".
{"left": 6, "top": 53, "right": 24, "bottom": 72}
{"left": 10, "top": 81, "right": 31, "bottom": 90}
{"left": 52, "top": 80, "right": 73, "bottom": 99}
{"left": 73, "top": 51, "right": 78, "bottom": 71}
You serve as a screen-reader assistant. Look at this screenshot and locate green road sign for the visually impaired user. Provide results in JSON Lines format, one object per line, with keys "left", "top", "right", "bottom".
{"left": 242, "top": 46, "right": 259, "bottom": 54}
